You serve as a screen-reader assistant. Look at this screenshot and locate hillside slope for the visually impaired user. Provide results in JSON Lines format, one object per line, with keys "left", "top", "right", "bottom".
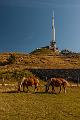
{"left": 0, "top": 48, "right": 80, "bottom": 82}
{"left": 0, "top": 48, "right": 80, "bottom": 71}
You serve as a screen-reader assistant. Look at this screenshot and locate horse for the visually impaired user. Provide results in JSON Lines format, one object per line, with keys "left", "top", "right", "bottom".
{"left": 45, "top": 78, "right": 69, "bottom": 94}
{"left": 18, "top": 76, "right": 39, "bottom": 92}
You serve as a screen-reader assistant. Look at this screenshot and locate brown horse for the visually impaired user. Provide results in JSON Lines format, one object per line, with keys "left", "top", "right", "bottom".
{"left": 18, "top": 76, "right": 39, "bottom": 92}
{"left": 45, "top": 78, "right": 69, "bottom": 94}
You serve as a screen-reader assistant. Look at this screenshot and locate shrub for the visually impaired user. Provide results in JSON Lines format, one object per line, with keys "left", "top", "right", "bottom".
{"left": 11, "top": 70, "right": 33, "bottom": 80}
{"left": 61, "top": 49, "right": 73, "bottom": 55}
{"left": 6, "top": 53, "right": 16, "bottom": 64}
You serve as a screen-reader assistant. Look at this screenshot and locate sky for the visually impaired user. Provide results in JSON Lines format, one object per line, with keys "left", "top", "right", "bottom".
{"left": 0, "top": 0, "right": 80, "bottom": 53}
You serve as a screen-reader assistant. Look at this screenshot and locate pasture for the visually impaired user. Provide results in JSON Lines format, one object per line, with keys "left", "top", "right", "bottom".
{"left": 0, "top": 87, "right": 80, "bottom": 120}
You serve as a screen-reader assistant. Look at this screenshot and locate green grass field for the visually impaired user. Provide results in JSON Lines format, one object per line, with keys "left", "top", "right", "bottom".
{"left": 0, "top": 87, "right": 80, "bottom": 120}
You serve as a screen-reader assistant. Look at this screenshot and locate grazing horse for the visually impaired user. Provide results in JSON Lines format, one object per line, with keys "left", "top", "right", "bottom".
{"left": 45, "top": 78, "right": 69, "bottom": 94}
{"left": 18, "top": 76, "right": 39, "bottom": 92}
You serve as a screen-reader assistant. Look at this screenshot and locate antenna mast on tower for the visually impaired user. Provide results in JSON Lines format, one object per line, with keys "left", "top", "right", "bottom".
{"left": 49, "top": 11, "right": 56, "bottom": 51}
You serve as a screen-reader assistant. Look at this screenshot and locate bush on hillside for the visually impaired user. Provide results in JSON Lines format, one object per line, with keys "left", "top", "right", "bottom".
{"left": 11, "top": 70, "right": 34, "bottom": 80}
{"left": 61, "top": 49, "right": 73, "bottom": 55}
{"left": 6, "top": 53, "right": 16, "bottom": 64}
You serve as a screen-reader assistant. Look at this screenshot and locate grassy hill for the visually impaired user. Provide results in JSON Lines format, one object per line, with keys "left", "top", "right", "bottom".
{"left": 0, "top": 48, "right": 80, "bottom": 69}
{"left": 0, "top": 87, "right": 80, "bottom": 120}
{"left": 0, "top": 49, "right": 80, "bottom": 120}
{"left": 0, "top": 48, "right": 80, "bottom": 82}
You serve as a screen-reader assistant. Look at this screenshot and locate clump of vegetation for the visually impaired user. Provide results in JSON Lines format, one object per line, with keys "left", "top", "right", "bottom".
{"left": 30, "top": 47, "right": 56, "bottom": 55}
{"left": 0, "top": 61, "right": 8, "bottom": 66}
{"left": 11, "top": 70, "right": 33, "bottom": 80}
{"left": 6, "top": 53, "right": 16, "bottom": 64}
{"left": 0, "top": 70, "right": 35, "bottom": 83}
{"left": 60, "top": 49, "right": 73, "bottom": 55}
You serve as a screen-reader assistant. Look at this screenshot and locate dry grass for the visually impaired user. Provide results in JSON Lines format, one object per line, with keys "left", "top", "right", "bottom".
{"left": 0, "top": 50, "right": 80, "bottom": 119}
{"left": 0, "top": 87, "right": 80, "bottom": 120}
{"left": 0, "top": 50, "right": 80, "bottom": 70}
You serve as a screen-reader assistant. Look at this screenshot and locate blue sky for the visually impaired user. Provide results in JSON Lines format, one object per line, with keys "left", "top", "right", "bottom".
{"left": 0, "top": 0, "right": 80, "bottom": 53}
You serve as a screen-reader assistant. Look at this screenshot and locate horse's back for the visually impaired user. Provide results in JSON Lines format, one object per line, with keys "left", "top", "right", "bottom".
{"left": 32, "top": 77, "right": 39, "bottom": 86}
{"left": 51, "top": 78, "right": 63, "bottom": 86}
{"left": 49, "top": 78, "right": 69, "bottom": 87}
{"left": 22, "top": 76, "right": 39, "bottom": 86}
{"left": 56, "top": 78, "right": 70, "bottom": 87}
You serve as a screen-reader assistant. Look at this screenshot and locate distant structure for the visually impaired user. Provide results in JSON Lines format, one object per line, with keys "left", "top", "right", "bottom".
{"left": 49, "top": 11, "right": 57, "bottom": 51}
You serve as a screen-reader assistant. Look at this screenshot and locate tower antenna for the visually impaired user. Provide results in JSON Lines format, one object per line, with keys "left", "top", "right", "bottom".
{"left": 53, "top": 10, "right": 54, "bottom": 18}
{"left": 49, "top": 11, "right": 56, "bottom": 51}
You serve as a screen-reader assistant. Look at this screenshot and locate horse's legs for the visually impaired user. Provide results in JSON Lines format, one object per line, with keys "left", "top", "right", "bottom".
{"left": 23, "top": 85, "right": 25, "bottom": 92}
{"left": 34, "top": 84, "right": 38, "bottom": 92}
{"left": 45, "top": 85, "right": 49, "bottom": 92}
{"left": 63, "top": 86, "right": 66, "bottom": 94}
{"left": 18, "top": 84, "right": 21, "bottom": 92}
{"left": 26, "top": 85, "right": 29, "bottom": 92}
{"left": 59, "top": 85, "right": 61, "bottom": 93}
{"left": 36, "top": 86, "right": 38, "bottom": 91}
{"left": 63, "top": 83, "right": 67, "bottom": 94}
{"left": 34, "top": 85, "right": 36, "bottom": 92}
{"left": 52, "top": 85, "right": 55, "bottom": 93}
{"left": 23, "top": 85, "right": 28, "bottom": 92}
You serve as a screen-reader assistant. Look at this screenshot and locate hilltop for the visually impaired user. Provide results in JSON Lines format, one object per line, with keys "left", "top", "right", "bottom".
{"left": 0, "top": 48, "right": 80, "bottom": 82}
{"left": 0, "top": 48, "right": 80, "bottom": 70}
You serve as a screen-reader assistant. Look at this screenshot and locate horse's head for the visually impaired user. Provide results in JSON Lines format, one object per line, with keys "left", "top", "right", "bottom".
{"left": 20, "top": 81, "right": 23, "bottom": 88}
{"left": 17, "top": 80, "right": 24, "bottom": 92}
{"left": 19, "top": 77, "right": 26, "bottom": 88}
{"left": 45, "top": 79, "right": 51, "bottom": 92}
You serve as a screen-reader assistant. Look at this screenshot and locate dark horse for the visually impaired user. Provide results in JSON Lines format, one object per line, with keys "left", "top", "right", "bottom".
{"left": 18, "top": 76, "right": 39, "bottom": 92}
{"left": 45, "top": 78, "right": 69, "bottom": 94}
